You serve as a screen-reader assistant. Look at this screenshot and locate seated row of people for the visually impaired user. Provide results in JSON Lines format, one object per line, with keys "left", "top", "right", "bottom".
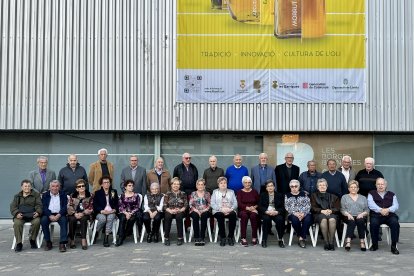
{"left": 10, "top": 175, "right": 400, "bottom": 255}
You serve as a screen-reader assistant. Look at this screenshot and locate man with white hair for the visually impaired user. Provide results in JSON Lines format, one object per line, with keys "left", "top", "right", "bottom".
{"left": 251, "top": 153, "right": 276, "bottom": 194}
{"left": 28, "top": 156, "right": 56, "bottom": 193}
{"left": 355, "top": 157, "right": 384, "bottom": 197}
{"left": 203, "top": 155, "right": 224, "bottom": 195}
{"left": 89, "top": 148, "right": 114, "bottom": 193}
{"left": 275, "top": 152, "right": 300, "bottom": 195}
{"left": 225, "top": 154, "right": 249, "bottom": 194}
{"left": 338, "top": 155, "right": 356, "bottom": 183}
{"left": 147, "top": 157, "right": 171, "bottom": 194}
{"left": 173, "top": 152, "right": 198, "bottom": 196}
{"left": 368, "top": 178, "right": 400, "bottom": 254}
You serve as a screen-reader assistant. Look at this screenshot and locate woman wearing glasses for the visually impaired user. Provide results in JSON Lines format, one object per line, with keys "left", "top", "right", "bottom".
{"left": 285, "top": 179, "right": 312, "bottom": 248}
{"left": 67, "top": 179, "right": 94, "bottom": 250}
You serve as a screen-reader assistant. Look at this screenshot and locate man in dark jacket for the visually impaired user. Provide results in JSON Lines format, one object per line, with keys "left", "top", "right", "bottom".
{"left": 58, "top": 154, "right": 88, "bottom": 195}
{"left": 275, "top": 152, "right": 300, "bottom": 195}
{"left": 173, "top": 152, "right": 198, "bottom": 196}
{"left": 10, "top": 179, "right": 43, "bottom": 252}
{"left": 41, "top": 180, "right": 68, "bottom": 252}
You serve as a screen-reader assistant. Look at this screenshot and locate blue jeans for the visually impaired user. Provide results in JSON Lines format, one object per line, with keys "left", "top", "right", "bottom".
{"left": 289, "top": 213, "right": 313, "bottom": 240}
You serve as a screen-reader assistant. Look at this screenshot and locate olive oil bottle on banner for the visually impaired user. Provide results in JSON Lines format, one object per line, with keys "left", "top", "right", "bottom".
{"left": 274, "top": 0, "right": 325, "bottom": 39}
{"left": 227, "top": 0, "right": 275, "bottom": 25}
{"left": 211, "top": 0, "right": 228, "bottom": 10}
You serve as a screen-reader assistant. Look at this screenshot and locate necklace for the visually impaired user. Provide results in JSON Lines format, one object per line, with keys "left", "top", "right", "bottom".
{"left": 221, "top": 190, "right": 227, "bottom": 198}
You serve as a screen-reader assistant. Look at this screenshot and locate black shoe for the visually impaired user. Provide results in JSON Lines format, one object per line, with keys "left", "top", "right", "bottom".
{"left": 147, "top": 233, "right": 153, "bottom": 243}
{"left": 298, "top": 240, "right": 306, "bottom": 248}
{"left": 220, "top": 238, "right": 226, "bottom": 247}
{"left": 115, "top": 239, "right": 123, "bottom": 247}
{"left": 44, "top": 241, "right": 53, "bottom": 251}
{"left": 59, "top": 244, "right": 67, "bottom": 252}
{"left": 153, "top": 233, "right": 159, "bottom": 243}
{"left": 177, "top": 238, "right": 183, "bottom": 246}
{"left": 194, "top": 238, "right": 200, "bottom": 246}
{"left": 262, "top": 240, "right": 267, "bottom": 248}
{"left": 391, "top": 246, "right": 399, "bottom": 255}
{"left": 103, "top": 235, "right": 110, "bottom": 247}
{"left": 227, "top": 237, "right": 235, "bottom": 246}
{"left": 15, "top": 243, "right": 23, "bottom": 252}
{"left": 199, "top": 239, "right": 205, "bottom": 246}
{"left": 30, "top": 239, "right": 37, "bottom": 249}
{"left": 324, "top": 243, "right": 330, "bottom": 251}
{"left": 370, "top": 244, "right": 378, "bottom": 251}
{"left": 164, "top": 239, "right": 170, "bottom": 246}
{"left": 329, "top": 244, "right": 335, "bottom": 251}
{"left": 278, "top": 240, "right": 285, "bottom": 248}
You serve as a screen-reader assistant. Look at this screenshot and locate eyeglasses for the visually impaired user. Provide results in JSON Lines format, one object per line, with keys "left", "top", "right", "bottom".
{"left": 102, "top": 181, "right": 111, "bottom": 184}
{"left": 77, "top": 185, "right": 85, "bottom": 188}
{"left": 290, "top": 185, "right": 299, "bottom": 188}
{"left": 184, "top": 157, "right": 191, "bottom": 160}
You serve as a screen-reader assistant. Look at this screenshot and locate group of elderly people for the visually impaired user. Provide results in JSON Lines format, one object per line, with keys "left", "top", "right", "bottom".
{"left": 10, "top": 172, "right": 401, "bottom": 255}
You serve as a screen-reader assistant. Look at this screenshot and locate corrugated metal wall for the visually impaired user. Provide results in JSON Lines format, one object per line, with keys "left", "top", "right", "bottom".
{"left": 0, "top": 0, "right": 413, "bottom": 132}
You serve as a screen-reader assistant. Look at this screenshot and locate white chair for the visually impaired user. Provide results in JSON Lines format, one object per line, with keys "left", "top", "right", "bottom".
{"left": 288, "top": 224, "right": 316, "bottom": 247}
{"left": 188, "top": 217, "right": 213, "bottom": 243}
{"left": 340, "top": 223, "right": 368, "bottom": 248}
{"left": 213, "top": 218, "right": 239, "bottom": 243}
{"left": 90, "top": 217, "right": 119, "bottom": 245}
{"left": 39, "top": 221, "right": 60, "bottom": 245}
{"left": 367, "top": 224, "right": 391, "bottom": 248}
{"left": 139, "top": 218, "right": 165, "bottom": 243}
{"left": 161, "top": 218, "right": 187, "bottom": 243}
{"left": 258, "top": 220, "right": 284, "bottom": 245}
{"left": 235, "top": 218, "right": 260, "bottom": 244}
{"left": 312, "top": 223, "right": 340, "bottom": 247}
{"left": 11, "top": 222, "right": 42, "bottom": 249}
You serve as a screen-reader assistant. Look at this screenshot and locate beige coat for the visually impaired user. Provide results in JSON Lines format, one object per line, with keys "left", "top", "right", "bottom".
{"left": 88, "top": 160, "right": 114, "bottom": 193}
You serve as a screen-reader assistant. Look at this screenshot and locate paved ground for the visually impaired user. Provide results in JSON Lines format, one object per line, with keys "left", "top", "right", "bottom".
{"left": 0, "top": 222, "right": 413, "bottom": 276}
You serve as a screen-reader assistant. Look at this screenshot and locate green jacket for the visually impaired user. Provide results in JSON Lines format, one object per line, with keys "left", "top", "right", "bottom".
{"left": 10, "top": 190, "right": 43, "bottom": 217}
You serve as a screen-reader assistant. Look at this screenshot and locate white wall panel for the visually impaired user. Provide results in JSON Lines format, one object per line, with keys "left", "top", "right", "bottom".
{"left": 0, "top": 0, "right": 413, "bottom": 131}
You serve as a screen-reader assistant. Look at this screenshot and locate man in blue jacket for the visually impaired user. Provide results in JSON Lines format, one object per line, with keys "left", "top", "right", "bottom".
{"left": 41, "top": 180, "right": 68, "bottom": 252}
{"left": 251, "top": 153, "right": 276, "bottom": 194}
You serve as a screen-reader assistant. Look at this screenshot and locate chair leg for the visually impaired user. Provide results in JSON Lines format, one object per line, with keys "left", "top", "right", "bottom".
{"left": 341, "top": 224, "right": 348, "bottom": 247}
{"left": 310, "top": 224, "right": 317, "bottom": 247}
{"left": 235, "top": 218, "right": 240, "bottom": 242}
{"left": 140, "top": 223, "right": 146, "bottom": 243}
{"left": 182, "top": 219, "right": 187, "bottom": 243}
{"left": 214, "top": 218, "right": 219, "bottom": 243}
{"left": 207, "top": 218, "right": 213, "bottom": 243}
{"left": 288, "top": 224, "right": 294, "bottom": 246}
{"left": 258, "top": 224, "right": 263, "bottom": 245}
{"left": 90, "top": 220, "right": 98, "bottom": 245}
{"left": 133, "top": 223, "right": 138, "bottom": 244}
{"left": 335, "top": 230, "right": 341, "bottom": 247}
{"left": 188, "top": 218, "right": 194, "bottom": 243}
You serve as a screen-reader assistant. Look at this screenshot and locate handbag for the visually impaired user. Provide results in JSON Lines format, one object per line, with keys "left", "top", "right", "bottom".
{"left": 18, "top": 205, "right": 35, "bottom": 219}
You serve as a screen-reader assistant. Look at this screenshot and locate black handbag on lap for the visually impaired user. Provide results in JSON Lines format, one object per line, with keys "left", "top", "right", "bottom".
{"left": 17, "top": 197, "right": 36, "bottom": 219}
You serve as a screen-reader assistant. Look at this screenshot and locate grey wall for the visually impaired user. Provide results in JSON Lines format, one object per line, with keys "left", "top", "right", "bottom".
{"left": 0, "top": 0, "right": 413, "bottom": 131}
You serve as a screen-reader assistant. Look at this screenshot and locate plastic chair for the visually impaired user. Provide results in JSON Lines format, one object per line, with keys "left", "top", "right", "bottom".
{"left": 258, "top": 220, "right": 284, "bottom": 245}
{"left": 340, "top": 222, "right": 368, "bottom": 247}
{"left": 288, "top": 224, "right": 316, "bottom": 247}
{"left": 90, "top": 217, "right": 119, "bottom": 245}
{"left": 312, "top": 223, "right": 341, "bottom": 247}
{"left": 188, "top": 217, "right": 213, "bottom": 243}
{"left": 236, "top": 218, "right": 260, "bottom": 244}
{"left": 213, "top": 217, "right": 239, "bottom": 242}
{"left": 39, "top": 221, "right": 60, "bottom": 245}
{"left": 367, "top": 224, "right": 391, "bottom": 248}
{"left": 11, "top": 222, "right": 42, "bottom": 249}
{"left": 140, "top": 218, "right": 165, "bottom": 243}
{"left": 160, "top": 218, "right": 187, "bottom": 243}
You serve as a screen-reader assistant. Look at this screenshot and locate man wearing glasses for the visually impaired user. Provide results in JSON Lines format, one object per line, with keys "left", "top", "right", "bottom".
{"left": 120, "top": 155, "right": 147, "bottom": 195}
{"left": 173, "top": 153, "right": 198, "bottom": 196}
{"left": 338, "top": 155, "right": 356, "bottom": 184}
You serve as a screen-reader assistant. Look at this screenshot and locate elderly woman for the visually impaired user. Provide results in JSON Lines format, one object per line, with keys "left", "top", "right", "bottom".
{"left": 310, "top": 178, "right": 340, "bottom": 251}
{"left": 116, "top": 179, "right": 141, "bottom": 246}
{"left": 258, "top": 180, "right": 285, "bottom": 248}
{"left": 93, "top": 176, "right": 119, "bottom": 247}
{"left": 211, "top": 176, "right": 238, "bottom": 246}
{"left": 341, "top": 180, "right": 369, "bottom": 251}
{"left": 189, "top": 178, "right": 211, "bottom": 246}
{"left": 163, "top": 177, "right": 188, "bottom": 246}
{"left": 67, "top": 179, "right": 93, "bottom": 250}
{"left": 143, "top": 182, "right": 164, "bottom": 243}
{"left": 237, "top": 176, "right": 260, "bottom": 246}
{"left": 285, "top": 179, "right": 312, "bottom": 248}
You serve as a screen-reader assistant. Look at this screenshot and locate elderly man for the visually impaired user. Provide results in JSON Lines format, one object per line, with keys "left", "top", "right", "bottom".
{"left": 40, "top": 180, "right": 68, "bottom": 252}
{"left": 275, "top": 152, "right": 300, "bottom": 195}
{"left": 225, "top": 154, "right": 249, "bottom": 194}
{"left": 10, "top": 180, "right": 43, "bottom": 252}
{"left": 338, "top": 155, "right": 356, "bottom": 183}
{"left": 173, "top": 153, "right": 198, "bottom": 196}
{"left": 368, "top": 178, "right": 400, "bottom": 255}
{"left": 28, "top": 156, "right": 56, "bottom": 193}
{"left": 89, "top": 148, "right": 114, "bottom": 193}
{"left": 299, "top": 160, "right": 322, "bottom": 196}
{"left": 120, "top": 155, "right": 147, "bottom": 195}
{"left": 251, "top": 153, "right": 276, "bottom": 194}
{"left": 321, "top": 159, "right": 348, "bottom": 198}
{"left": 147, "top": 157, "right": 171, "bottom": 194}
{"left": 203, "top": 155, "right": 224, "bottom": 195}
{"left": 355, "top": 157, "right": 384, "bottom": 197}
{"left": 58, "top": 154, "right": 88, "bottom": 195}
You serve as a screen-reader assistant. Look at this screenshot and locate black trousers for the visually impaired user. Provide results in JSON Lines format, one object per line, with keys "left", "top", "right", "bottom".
{"left": 369, "top": 213, "right": 399, "bottom": 245}
{"left": 164, "top": 211, "right": 185, "bottom": 239}
{"left": 117, "top": 213, "right": 137, "bottom": 239}
{"left": 214, "top": 211, "right": 237, "bottom": 239}
{"left": 143, "top": 211, "right": 164, "bottom": 234}
{"left": 262, "top": 214, "right": 285, "bottom": 241}
{"left": 190, "top": 211, "right": 211, "bottom": 239}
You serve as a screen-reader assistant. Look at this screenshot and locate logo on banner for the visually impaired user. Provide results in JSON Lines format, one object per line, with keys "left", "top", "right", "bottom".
{"left": 272, "top": 81, "right": 279, "bottom": 89}
{"left": 303, "top": 82, "right": 309, "bottom": 89}
{"left": 240, "top": 80, "right": 246, "bottom": 89}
